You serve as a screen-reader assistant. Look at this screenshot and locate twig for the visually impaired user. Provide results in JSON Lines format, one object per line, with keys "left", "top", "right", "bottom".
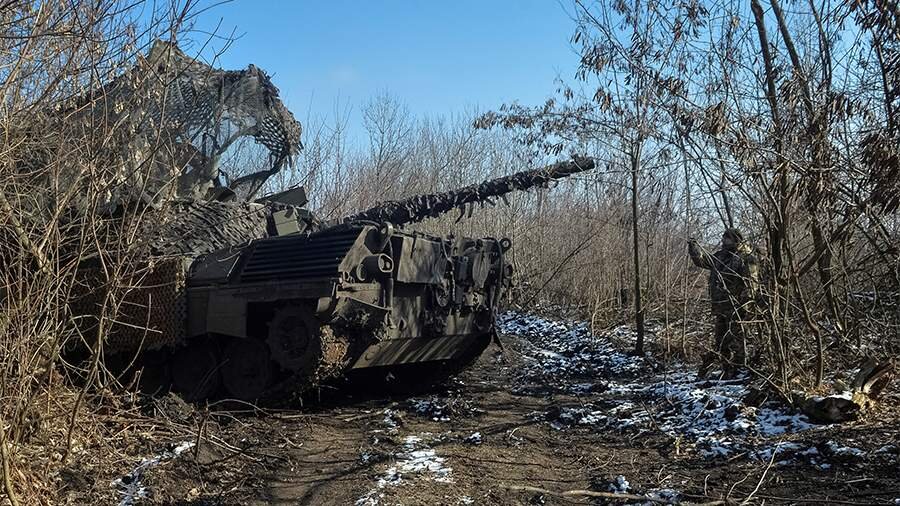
{"left": 194, "top": 409, "right": 208, "bottom": 462}
{"left": 341, "top": 404, "right": 398, "bottom": 422}
{"left": 751, "top": 495, "right": 887, "bottom": 505}
{"left": 0, "top": 421, "right": 19, "bottom": 506}
{"left": 738, "top": 440, "right": 779, "bottom": 505}
{"left": 638, "top": 399, "right": 665, "bottom": 434}
{"left": 501, "top": 484, "right": 718, "bottom": 504}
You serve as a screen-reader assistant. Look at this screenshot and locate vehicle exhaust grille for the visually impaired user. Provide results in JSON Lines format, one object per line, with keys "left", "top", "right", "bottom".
{"left": 239, "top": 228, "right": 361, "bottom": 283}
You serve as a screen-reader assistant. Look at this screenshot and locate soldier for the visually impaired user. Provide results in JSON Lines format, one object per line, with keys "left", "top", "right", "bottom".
{"left": 688, "top": 228, "right": 760, "bottom": 379}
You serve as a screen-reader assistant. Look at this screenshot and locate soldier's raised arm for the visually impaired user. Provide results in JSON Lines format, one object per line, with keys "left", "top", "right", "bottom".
{"left": 688, "top": 238, "right": 714, "bottom": 270}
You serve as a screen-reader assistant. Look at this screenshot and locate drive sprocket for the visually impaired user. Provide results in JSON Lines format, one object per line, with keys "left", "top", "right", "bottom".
{"left": 266, "top": 304, "right": 349, "bottom": 383}
{"left": 266, "top": 304, "right": 319, "bottom": 375}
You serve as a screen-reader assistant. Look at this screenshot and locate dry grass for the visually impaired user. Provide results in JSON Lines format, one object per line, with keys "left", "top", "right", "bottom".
{"left": 0, "top": 2, "right": 898, "bottom": 504}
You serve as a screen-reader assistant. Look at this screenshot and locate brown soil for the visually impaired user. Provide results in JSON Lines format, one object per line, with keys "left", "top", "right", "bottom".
{"left": 83, "top": 330, "right": 899, "bottom": 506}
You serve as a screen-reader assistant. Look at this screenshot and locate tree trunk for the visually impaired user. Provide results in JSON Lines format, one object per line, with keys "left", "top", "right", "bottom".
{"left": 631, "top": 150, "right": 645, "bottom": 355}
{"left": 678, "top": 131, "right": 691, "bottom": 356}
{"left": 663, "top": 206, "right": 671, "bottom": 356}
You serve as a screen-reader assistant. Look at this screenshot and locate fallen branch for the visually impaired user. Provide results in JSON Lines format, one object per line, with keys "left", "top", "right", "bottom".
{"left": 738, "top": 439, "right": 779, "bottom": 505}
{"left": 794, "top": 359, "right": 895, "bottom": 423}
{"left": 752, "top": 494, "right": 890, "bottom": 505}
{"left": 501, "top": 484, "right": 728, "bottom": 505}
{"left": 341, "top": 405, "right": 398, "bottom": 422}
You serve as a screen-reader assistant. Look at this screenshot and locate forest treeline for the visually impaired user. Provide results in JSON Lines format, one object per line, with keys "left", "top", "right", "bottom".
{"left": 0, "top": 0, "right": 898, "bottom": 502}
{"left": 274, "top": 0, "right": 900, "bottom": 391}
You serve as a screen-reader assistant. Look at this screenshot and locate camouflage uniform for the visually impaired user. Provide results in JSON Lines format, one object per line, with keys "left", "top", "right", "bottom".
{"left": 688, "top": 228, "right": 759, "bottom": 378}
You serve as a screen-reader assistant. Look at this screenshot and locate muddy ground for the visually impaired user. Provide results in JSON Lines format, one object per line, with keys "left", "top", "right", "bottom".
{"left": 85, "top": 313, "right": 899, "bottom": 505}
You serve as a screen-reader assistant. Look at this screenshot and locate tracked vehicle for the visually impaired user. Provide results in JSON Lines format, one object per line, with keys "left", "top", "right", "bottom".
{"left": 54, "top": 41, "right": 595, "bottom": 401}
{"left": 179, "top": 221, "right": 507, "bottom": 401}
{"left": 101, "top": 158, "right": 594, "bottom": 402}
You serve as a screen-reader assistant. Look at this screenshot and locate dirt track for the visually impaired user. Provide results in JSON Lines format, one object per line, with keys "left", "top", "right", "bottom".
{"left": 112, "top": 313, "right": 900, "bottom": 505}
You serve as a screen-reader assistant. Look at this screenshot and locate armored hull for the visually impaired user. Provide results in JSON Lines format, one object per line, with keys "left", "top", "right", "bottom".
{"left": 172, "top": 223, "right": 510, "bottom": 400}
{"left": 79, "top": 158, "right": 594, "bottom": 402}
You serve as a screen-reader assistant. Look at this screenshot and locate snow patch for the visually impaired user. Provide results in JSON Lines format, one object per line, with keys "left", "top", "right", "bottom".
{"left": 374, "top": 409, "right": 401, "bottom": 435}
{"left": 112, "top": 441, "right": 194, "bottom": 506}
{"left": 500, "top": 311, "right": 860, "bottom": 465}
{"left": 355, "top": 434, "right": 453, "bottom": 505}
{"left": 608, "top": 475, "right": 630, "bottom": 493}
{"left": 498, "top": 313, "right": 646, "bottom": 394}
{"left": 409, "top": 397, "right": 451, "bottom": 422}
{"left": 825, "top": 441, "right": 865, "bottom": 458}
{"left": 645, "top": 488, "right": 681, "bottom": 504}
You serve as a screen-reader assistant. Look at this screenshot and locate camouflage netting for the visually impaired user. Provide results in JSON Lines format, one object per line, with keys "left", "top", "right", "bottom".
{"left": 79, "top": 199, "right": 298, "bottom": 353}
{"left": 65, "top": 40, "right": 302, "bottom": 204}
{"left": 344, "top": 157, "right": 595, "bottom": 226}
{"left": 142, "top": 200, "right": 278, "bottom": 257}
{"left": 5, "top": 41, "right": 305, "bottom": 352}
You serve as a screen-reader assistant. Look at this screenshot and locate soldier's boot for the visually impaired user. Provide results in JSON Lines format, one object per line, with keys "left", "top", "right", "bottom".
{"left": 718, "top": 346, "right": 738, "bottom": 379}
{"left": 697, "top": 353, "right": 715, "bottom": 379}
{"left": 722, "top": 364, "right": 739, "bottom": 380}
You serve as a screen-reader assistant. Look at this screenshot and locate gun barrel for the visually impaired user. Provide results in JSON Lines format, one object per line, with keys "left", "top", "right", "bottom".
{"left": 344, "top": 156, "right": 595, "bottom": 226}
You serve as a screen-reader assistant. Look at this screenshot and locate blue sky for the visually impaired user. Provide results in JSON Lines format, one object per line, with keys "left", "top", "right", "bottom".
{"left": 185, "top": 1, "right": 580, "bottom": 141}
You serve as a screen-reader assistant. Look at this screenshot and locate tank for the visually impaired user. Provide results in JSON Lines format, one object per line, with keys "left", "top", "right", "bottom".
{"left": 101, "top": 158, "right": 595, "bottom": 402}
{"left": 52, "top": 41, "right": 596, "bottom": 401}
{"left": 179, "top": 221, "right": 506, "bottom": 401}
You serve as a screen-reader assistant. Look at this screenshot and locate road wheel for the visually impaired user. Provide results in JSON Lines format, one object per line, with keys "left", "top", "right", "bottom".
{"left": 221, "top": 338, "right": 273, "bottom": 401}
{"left": 171, "top": 340, "right": 221, "bottom": 401}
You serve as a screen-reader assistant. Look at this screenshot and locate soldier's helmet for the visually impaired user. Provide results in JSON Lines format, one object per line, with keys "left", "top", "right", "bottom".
{"left": 723, "top": 228, "right": 744, "bottom": 243}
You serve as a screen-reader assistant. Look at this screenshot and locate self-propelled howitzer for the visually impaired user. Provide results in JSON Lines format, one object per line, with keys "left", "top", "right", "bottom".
{"left": 105, "top": 157, "right": 595, "bottom": 401}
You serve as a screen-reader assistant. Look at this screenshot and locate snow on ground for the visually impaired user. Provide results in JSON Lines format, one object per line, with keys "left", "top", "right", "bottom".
{"left": 409, "top": 398, "right": 451, "bottom": 422}
{"left": 497, "top": 311, "right": 879, "bottom": 466}
{"left": 594, "top": 475, "right": 686, "bottom": 504}
{"left": 386, "top": 435, "right": 453, "bottom": 484}
{"left": 112, "top": 441, "right": 195, "bottom": 506}
{"left": 355, "top": 433, "right": 454, "bottom": 506}
{"left": 500, "top": 313, "right": 647, "bottom": 391}
{"left": 463, "top": 432, "right": 482, "bottom": 445}
{"left": 607, "top": 475, "right": 630, "bottom": 493}
{"left": 372, "top": 408, "right": 401, "bottom": 436}
{"left": 646, "top": 488, "right": 681, "bottom": 503}
{"left": 405, "top": 394, "right": 482, "bottom": 422}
